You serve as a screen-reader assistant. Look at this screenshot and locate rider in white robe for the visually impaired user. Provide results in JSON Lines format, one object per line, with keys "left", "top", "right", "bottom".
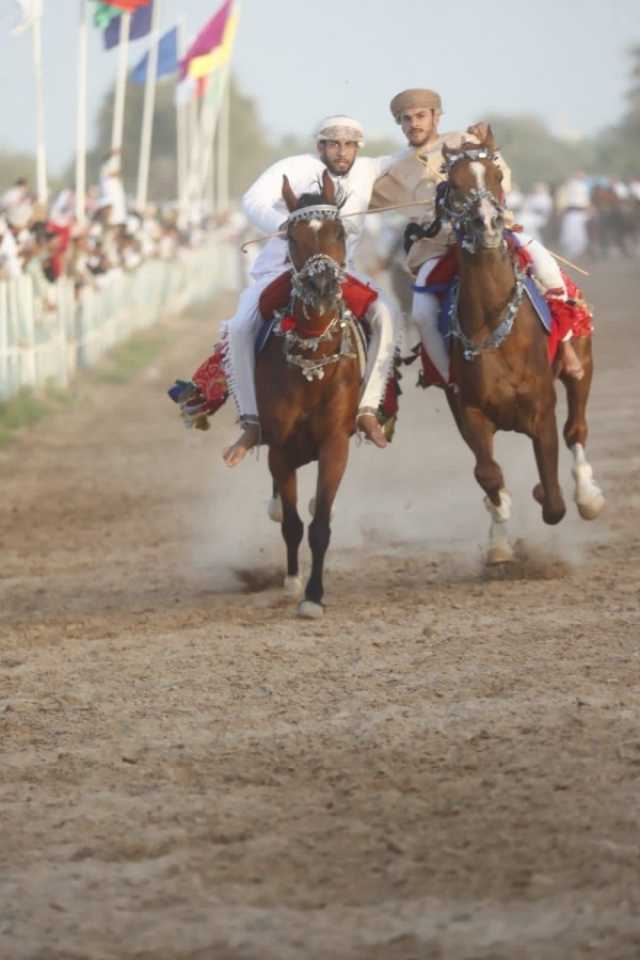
{"left": 222, "top": 116, "right": 400, "bottom": 466}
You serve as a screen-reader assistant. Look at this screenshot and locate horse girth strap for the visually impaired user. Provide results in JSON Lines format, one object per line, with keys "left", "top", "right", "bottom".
{"left": 449, "top": 262, "right": 527, "bottom": 361}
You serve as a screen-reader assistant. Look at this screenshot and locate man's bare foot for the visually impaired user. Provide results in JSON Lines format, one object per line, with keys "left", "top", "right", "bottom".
{"left": 356, "top": 411, "right": 388, "bottom": 449}
{"left": 558, "top": 340, "right": 584, "bottom": 380}
{"left": 223, "top": 423, "right": 260, "bottom": 467}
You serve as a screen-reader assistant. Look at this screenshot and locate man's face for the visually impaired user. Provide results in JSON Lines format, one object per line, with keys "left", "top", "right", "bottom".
{"left": 399, "top": 107, "right": 438, "bottom": 148}
{"left": 317, "top": 139, "right": 359, "bottom": 176}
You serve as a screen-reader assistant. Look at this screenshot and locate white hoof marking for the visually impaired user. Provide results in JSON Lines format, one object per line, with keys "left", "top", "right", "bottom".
{"left": 298, "top": 600, "right": 324, "bottom": 619}
{"left": 572, "top": 445, "right": 605, "bottom": 521}
{"left": 486, "top": 540, "right": 515, "bottom": 565}
{"left": 267, "top": 496, "right": 283, "bottom": 523}
{"left": 283, "top": 575, "right": 303, "bottom": 597}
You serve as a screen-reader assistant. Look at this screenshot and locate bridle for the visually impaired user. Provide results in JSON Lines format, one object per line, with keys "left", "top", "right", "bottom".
{"left": 436, "top": 148, "right": 525, "bottom": 360}
{"left": 437, "top": 148, "right": 506, "bottom": 254}
{"left": 276, "top": 204, "right": 359, "bottom": 382}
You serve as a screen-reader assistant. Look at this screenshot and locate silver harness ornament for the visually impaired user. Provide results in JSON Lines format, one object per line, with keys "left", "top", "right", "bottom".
{"left": 277, "top": 206, "right": 360, "bottom": 381}
{"left": 448, "top": 261, "right": 527, "bottom": 361}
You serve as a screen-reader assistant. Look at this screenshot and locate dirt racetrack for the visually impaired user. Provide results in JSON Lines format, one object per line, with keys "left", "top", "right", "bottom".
{"left": 1, "top": 259, "right": 639, "bottom": 960}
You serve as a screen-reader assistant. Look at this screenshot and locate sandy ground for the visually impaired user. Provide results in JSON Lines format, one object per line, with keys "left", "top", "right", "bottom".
{"left": 1, "top": 260, "right": 639, "bottom": 960}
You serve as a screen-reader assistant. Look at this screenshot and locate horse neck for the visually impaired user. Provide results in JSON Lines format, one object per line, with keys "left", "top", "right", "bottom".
{"left": 456, "top": 245, "right": 516, "bottom": 336}
{"left": 291, "top": 296, "right": 341, "bottom": 341}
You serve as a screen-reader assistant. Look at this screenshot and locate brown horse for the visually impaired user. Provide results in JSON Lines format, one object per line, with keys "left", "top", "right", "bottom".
{"left": 255, "top": 171, "right": 362, "bottom": 616}
{"left": 438, "top": 131, "right": 604, "bottom": 562}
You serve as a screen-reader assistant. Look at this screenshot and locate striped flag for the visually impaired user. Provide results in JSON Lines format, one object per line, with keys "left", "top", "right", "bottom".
{"left": 188, "top": 6, "right": 238, "bottom": 79}
{"left": 12, "top": 0, "right": 42, "bottom": 34}
{"left": 130, "top": 26, "right": 178, "bottom": 84}
{"left": 180, "top": 0, "right": 234, "bottom": 80}
{"left": 103, "top": 0, "right": 153, "bottom": 49}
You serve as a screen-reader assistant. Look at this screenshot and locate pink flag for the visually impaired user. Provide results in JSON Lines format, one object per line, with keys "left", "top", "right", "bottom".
{"left": 180, "top": 0, "right": 233, "bottom": 79}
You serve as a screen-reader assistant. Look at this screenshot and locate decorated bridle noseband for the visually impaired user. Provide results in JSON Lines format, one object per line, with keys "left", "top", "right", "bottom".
{"left": 286, "top": 204, "right": 346, "bottom": 299}
{"left": 436, "top": 147, "right": 506, "bottom": 254}
{"left": 436, "top": 148, "right": 525, "bottom": 361}
{"left": 276, "top": 203, "right": 359, "bottom": 382}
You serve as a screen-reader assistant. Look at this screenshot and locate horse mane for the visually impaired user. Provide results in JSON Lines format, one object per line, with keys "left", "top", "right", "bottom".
{"left": 295, "top": 177, "right": 347, "bottom": 212}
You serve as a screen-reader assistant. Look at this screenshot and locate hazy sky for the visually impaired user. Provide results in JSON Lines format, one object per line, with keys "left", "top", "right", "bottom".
{"left": 0, "top": 0, "right": 637, "bottom": 173}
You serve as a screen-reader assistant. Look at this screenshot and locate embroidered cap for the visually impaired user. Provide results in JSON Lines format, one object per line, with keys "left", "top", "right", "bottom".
{"left": 390, "top": 89, "right": 443, "bottom": 122}
{"left": 314, "top": 115, "right": 365, "bottom": 146}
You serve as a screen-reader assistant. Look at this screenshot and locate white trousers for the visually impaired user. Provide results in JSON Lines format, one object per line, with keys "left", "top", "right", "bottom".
{"left": 222, "top": 274, "right": 398, "bottom": 421}
{"left": 411, "top": 233, "right": 567, "bottom": 382}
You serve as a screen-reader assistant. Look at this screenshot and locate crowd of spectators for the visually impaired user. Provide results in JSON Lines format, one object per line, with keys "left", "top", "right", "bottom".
{"left": 0, "top": 150, "right": 211, "bottom": 314}
{"left": 507, "top": 172, "right": 640, "bottom": 260}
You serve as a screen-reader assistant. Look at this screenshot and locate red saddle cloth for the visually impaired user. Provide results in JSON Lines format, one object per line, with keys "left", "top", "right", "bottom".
{"left": 258, "top": 270, "right": 378, "bottom": 324}
{"left": 419, "top": 244, "right": 593, "bottom": 386}
{"left": 189, "top": 271, "right": 400, "bottom": 425}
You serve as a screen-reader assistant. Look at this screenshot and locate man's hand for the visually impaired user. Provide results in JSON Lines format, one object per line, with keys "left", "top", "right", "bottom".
{"left": 467, "top": 121, "right": 489, "bottom": 142}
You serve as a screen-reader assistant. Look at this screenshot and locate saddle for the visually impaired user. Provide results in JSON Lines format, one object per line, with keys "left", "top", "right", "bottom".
{"left": 412, "top": 235, "right": 593, "bottom": 387}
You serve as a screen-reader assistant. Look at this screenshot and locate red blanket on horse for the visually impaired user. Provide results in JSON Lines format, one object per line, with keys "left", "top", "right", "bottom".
{"left": 420, "top": 243, "right": 594, "bottom": 387}
{"left": 173, "top": 271, "right": 400, "bottom": 431}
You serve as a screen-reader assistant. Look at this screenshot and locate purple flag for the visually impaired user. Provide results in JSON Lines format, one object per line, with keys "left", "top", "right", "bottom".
{"left": 104, "top": 0, "right": 153, "bottom": 50}
{"left": 180, "top": 0, "right": 233, "bottom": 79}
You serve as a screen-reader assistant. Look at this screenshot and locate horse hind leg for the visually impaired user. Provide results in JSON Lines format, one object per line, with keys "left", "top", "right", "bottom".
{"left": 268, "top": 449, "right": 304, "bottom": 597}
{"left": 560, "top": 336, "right": 605, "bottom": 520}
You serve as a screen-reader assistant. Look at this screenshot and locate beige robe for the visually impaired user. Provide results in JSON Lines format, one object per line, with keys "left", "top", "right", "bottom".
{"left": 371, "top": 132, "right": 512, "bottom": 275}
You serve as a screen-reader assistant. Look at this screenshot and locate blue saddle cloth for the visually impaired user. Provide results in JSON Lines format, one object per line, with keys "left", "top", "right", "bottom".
{"left": 255, "top": 316, "right": 277, "bottom": 355}
{"left": 413, "top": 269, "right": 552, "bottom": 342}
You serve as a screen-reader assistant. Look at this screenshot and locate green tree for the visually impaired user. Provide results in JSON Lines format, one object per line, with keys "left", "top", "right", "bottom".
{"left": 594, "top": 44, "right": 640, "bottom": 178}
{"left": 483, "top": 114, "right": 597, "bottom": 190}
{"left": 81, "top": 74, "right": 274, "bottom": 203}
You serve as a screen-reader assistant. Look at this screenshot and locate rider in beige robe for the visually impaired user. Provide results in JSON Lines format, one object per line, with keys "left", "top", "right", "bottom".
{"left": 372, "top": 88, "right": 582, "bottom": 383}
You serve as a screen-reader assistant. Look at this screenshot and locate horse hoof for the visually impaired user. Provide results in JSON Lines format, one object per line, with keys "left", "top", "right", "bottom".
{"left": 284, "top": 575, "right": 303, "bottom": 597}
{"left": 267, "top": 496, "right": 283, "bottom": 523}
{"left": 298, "top": 600, "right": 324, "bottom": 619}
{"left": 577, "top": 492, "right": 605, "bottom": 521}
{"left": 486, "top": 542, "right": 514, "bottom": 565}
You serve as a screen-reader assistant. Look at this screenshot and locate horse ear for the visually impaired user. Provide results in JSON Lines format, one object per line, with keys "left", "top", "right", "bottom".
{"left": 282, "top": 175, "right": 298, "bottom": 213}
{"left": 484, "top": 125, "right": 497, "bottom": 152}
{"left": 321, "top": 169, "right": 336, "bottom": 205}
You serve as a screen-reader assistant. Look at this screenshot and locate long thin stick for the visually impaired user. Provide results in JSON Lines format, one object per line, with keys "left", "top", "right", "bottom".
{"left": 241, "top": 201, "right": 591, "bottom": 277}
{"left": 546, "top": 249, "right": 590, "bottom": 277}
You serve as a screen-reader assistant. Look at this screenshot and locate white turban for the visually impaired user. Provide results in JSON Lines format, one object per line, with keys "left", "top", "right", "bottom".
{"left": 314, "top": 115, "right": 365, "bottom": 146}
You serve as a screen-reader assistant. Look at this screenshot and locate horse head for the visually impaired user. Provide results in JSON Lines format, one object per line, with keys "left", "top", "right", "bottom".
{"left": 282, "top": 169, "right": 346, "bottom": 319}
{"left": 441, "top": 127, "right": 505, "bottom": 252}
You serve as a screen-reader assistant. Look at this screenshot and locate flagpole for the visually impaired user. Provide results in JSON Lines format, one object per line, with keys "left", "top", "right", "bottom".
{"left": 111, "top": 12, "right": 131, "bottom": 152}
{"left": 136, "top": 0, "right": 161, "bottom": 211}
{"left": 31, "top": 6, "right": 48, "bottom": 204}
{"left": 75, "top": 0, "right": 88, "bottom": 226}
{"left": 175, "top": 17, "right": 187, "bottom": 221}
{"left": 216, "top": 70, "right": 230, "bottom": 215}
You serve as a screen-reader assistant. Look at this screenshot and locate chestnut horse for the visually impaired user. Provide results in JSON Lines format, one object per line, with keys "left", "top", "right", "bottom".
{"left": 255, "top": 171, "right": 361, "bottom": 616}
{"left": 437, "top": 131, "right": 604, "bottom": 562}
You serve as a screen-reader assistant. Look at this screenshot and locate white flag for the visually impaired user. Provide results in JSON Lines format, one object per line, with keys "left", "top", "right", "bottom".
{"left": 13, "top": 0, "right": 42, "bottom": 34}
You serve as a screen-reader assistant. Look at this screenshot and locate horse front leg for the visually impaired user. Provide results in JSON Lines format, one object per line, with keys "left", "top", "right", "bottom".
{"left": 268, "top": 446, "right": 304, "bottom": 596}
{"left": 456, "top": 405, "right": 514, "bottom": 565}
{"left": 299, "top": 432, "right": 350, "bottom": 619}
{"left": 531, "top": 403, "right": 567, "bottom": 526}
{"left": 559, "top": 336, "right": 605, "bottom": 520}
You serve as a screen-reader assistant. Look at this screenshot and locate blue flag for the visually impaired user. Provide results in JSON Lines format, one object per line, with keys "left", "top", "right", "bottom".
{"left": 104, "top": 1, "right": 153, "bottom": 50}
{"left": 130, "top": 26, "right": 178, "bottom": 84}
